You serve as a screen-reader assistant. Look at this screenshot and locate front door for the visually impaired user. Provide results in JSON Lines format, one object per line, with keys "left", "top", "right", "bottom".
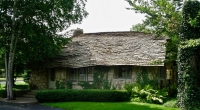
{"left": 49, "top": 68, "right": 55, "bottom": 89}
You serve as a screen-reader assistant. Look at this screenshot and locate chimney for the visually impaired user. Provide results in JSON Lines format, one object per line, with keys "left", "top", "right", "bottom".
{"left": 73, "top": 28, "right": 83, "bottom": 37}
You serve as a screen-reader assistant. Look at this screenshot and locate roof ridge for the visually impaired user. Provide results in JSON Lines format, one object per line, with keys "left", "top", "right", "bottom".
{"left": 83, "top": 31, "right": 150, "bottom": 35}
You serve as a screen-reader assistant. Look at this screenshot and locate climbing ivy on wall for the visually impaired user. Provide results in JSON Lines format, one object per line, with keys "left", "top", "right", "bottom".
{"left": 93, "top": 66, "right": 111, "bottom": 89}
{"left": 177, "top": 1, "right": 200, "bottom": 109}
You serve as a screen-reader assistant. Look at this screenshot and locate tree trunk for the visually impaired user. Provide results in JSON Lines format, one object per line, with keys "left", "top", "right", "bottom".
{"left": 6, "top": 0, "right": 17, "bottom": 100}
{"left": 5, "top": 53, "right": 8, "bottom": 89}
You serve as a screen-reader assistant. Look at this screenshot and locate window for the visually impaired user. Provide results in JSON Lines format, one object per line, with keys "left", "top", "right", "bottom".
{"left": 87, "top": 67, "right": 94, "bottom": 81}
{"left": 78, "top": 68, "right": 86, "bottom": 81}
{"left": 115, "top": 66, "right": 132, "bottom": 78}
{"left": 68, "top": 67, "right": 94, "bottom": 82}
{"left": 158, "top": 66, "right": 165, "bottom": 79}
{"left": 50, "top": 68, "right": 55, "bottom": 81}
{"left": 69, "top": 69, "right": 77, "bottom": 81}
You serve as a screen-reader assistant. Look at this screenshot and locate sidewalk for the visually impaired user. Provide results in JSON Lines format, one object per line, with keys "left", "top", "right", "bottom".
{"left": 0, "top": 97, "right": 38, "bottom": 104}
{"left": 0, "top": 90, "right": 38, "bottom": 104}
{"left": 0, "top": 100, "right": 62, "bottom": 110}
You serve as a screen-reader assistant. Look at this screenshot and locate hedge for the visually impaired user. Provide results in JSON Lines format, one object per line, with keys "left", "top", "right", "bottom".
{"left": 35, "top": 89, "right": 130, "bottom": 103}
{"left": 0, "top": 90, "right": 3, "bottom": 97}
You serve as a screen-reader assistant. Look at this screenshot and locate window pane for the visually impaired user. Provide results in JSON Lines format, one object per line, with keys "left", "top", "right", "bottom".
{"left": 158, "top": 67, "right": 165, "bottom": 79}
{"left": 87, "top": 67, "right": 94, "bottom": 81}
{"left": 78, "top": 68, "right": 85, "bottom": 81}
{"left": 69, "top": 69, "right": 77, "bottom": 81}
{"left": 117, "top": 66, "right": 132, "bottom": 78}
{"left": 127, "top": 66, "right": 132, "bottom": 78}
{"left": 50, "top": 68, "right": 55, "bottom": 81}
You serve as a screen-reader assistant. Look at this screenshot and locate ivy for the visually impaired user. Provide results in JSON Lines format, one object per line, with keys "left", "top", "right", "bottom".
{"left": 180, "top": 38, "right": 200, "bottom": 49}
{"left": 177, "top": 1, "right": 200, "bottom": 110}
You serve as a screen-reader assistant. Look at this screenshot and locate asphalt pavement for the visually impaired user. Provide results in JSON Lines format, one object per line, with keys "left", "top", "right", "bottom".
{"left": 0, "top": 101, "right": 63, "bottom": 110}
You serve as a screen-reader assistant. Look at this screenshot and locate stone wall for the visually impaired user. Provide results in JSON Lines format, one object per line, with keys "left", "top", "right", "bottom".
{"left": 108, "top": 67, "right": 134, "bottom": 90}
{"left": 29, "top": 66, "right": 169, "bottom": 90}
{"left": 29, "top": 69, "right": 48, "bottom": 90}
{"left": 55, "top": 67, "right": 67, "bottom": 79}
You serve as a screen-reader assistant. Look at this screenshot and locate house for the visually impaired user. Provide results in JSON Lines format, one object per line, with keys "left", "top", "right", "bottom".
{"left": 29, "top": 30, "right": 176, "bottom": 90}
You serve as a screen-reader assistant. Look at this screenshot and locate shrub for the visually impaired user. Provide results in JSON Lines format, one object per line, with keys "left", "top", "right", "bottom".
{"left": 55, "top": 79, "right": 72, "bottom": 89}
{"left": 35, "top": 89, "right": 129, "bottom": 103}
{"left": 13, "top": 85, "right": 29, "bottom": 90}
{"left": 78, "top": 81, "right": 92, "bottom": 89}
{"left": 163, "top": 99, "right": 177, "bottom": 108}
{"left": 0, "top": 90, "right": 3, "bottom": 97}
{"left": 125, "top": 83, "right": 168, "bottom": 104}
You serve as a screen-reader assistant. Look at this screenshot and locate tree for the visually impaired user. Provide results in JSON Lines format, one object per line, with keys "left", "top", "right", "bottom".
{"left": 0, "top": 0, "right": 88, "bottom": 100}
{"left": 177, "top": 1, "right": 200, "bottom": 109}
{"left": 126, "top": 0, "right": 200, "bottom": 109}
{"left": 130, "top": 23, "right": 152, "bottom": 33}
{"left": 126, "top": 0, "right": 182, "bottom": 62}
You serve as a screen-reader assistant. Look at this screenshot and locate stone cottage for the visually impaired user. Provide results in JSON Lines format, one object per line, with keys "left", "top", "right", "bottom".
{"left": 29, "top": 30, "right": 176, "bottom": 90}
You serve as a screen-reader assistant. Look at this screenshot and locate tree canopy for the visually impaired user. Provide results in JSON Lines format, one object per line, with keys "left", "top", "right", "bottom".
{"left": 126, "top": 0, "right": 200, "bottom": 109}
{"left": 0, "top": 0, "right": 88, "bottom": 99}
{"left": 126, "top": 0, "right": 182, "bottom": 62}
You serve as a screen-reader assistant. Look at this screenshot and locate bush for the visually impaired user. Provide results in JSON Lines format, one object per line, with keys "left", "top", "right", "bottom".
{"left": 0, "top": 90, "right": 3, "bottom": 97}
{"left": 35, "top": 89, "right": 130, "bottom": 103}
{"left": 125, "top": 83, "right": 168, "bottom": 104}
{"left": 163, "top": 99, "right": 177, "bottom": 108}
{"left": 55, "top": 79, "right": 72, "bottom": 89}
{"left": 13, "top": 85, "right": 29, "bottom": 90}
{"left": 78, "top": 81, "right": 92, "bottom": 89}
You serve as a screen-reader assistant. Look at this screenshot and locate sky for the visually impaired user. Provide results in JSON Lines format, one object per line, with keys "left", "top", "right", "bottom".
{"left": 68, "top": 0, "right": 145, "bottom": 33}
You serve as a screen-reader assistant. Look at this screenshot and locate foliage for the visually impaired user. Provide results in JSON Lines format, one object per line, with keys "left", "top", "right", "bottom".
{"left": 0, "top": 90, "right": 3, "bottom": 97}
{"left": 43, "top": 102, "right": 179, "bottom": 110}
{"left": 93, "top": 66, "right": 111, "bottom": 89}
{"left": 35, "top": 89, "right": 130, "bottom": 103}
{"left": 126, "top": 0, "right": 182, "bottom": 62}
{"left": 180, "top": 38, "right": 200, "bottom": 49}
{"left": 78, "top": 81, "right": 92, "bottom": 89}
{"left": 124, "top": 83, "right": 135, "bottom": 97}
{"left": 130, "top": 23, "right": 152, "bottom": 33}
{"left": 55, "top": 79, "right": 72, "bottom": 89}
{"left": 177, "top": 1, "right": 200, "bottom": 110}
{"left": 164, "top": 84, "right": 177, "bottom": 98}
{"left": 0, "top": 0, "right": 88, "bottom": 99}
{"left": 130, "top": 84, "right": 168, "bottom": 104}
{"left": 78, "top": 66, "right": 111, "bottom": 89}
{"left": 22, "top": 70, "right": 31, "bottom": 83}
{"left": 13, "top": 85, "right": 29, "bottom": 90}
{"left": 163, "top": 99, "right": 178, "bottom": 108}
{"left": 136, "top": 68, "right": 158, "bottom": 89}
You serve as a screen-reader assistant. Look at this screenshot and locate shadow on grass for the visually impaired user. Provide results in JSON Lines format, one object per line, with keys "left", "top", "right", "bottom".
{"left": 43, "top": 102, "right": 177, "bottom": 110}
{"left": 125, "top": 102, "right": 166, "bottom": 110}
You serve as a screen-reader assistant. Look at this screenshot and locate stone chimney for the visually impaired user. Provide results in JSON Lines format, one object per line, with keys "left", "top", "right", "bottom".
{"left": 73, "top": 28, "right": 83, "bottom": 36}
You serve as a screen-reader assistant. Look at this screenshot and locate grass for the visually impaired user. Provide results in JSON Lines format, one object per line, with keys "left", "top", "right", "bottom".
{"left": 163, "top": 99, "right": 177, "bottom": 108}
{"left": 43, "top": 102, "right": 179, "bottom": 110}
{"left": 0, "top": 77, "right": 28, "bottom": 90}
{"left": 0, "top": 77, "right": 24, "bottom": 81}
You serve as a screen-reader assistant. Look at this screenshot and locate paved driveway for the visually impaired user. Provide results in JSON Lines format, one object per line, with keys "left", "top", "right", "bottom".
{"left": 0, "top": 101, "right": 63, "bottom": 110}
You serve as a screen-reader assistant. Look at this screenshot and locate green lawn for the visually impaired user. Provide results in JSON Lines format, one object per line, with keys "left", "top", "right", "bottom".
{"left": 0, "top": 77, "right": 28, "bottom": 89}
{"left": 0, "top": 77, "right": 24, "bottom": 81}
{"left": 43, "top": 102, "right": 179, "bottom": 110}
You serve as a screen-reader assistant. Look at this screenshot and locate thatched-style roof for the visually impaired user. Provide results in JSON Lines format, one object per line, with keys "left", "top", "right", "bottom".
{"left": 50, "top": 31, "right": 166, "bottom": 68}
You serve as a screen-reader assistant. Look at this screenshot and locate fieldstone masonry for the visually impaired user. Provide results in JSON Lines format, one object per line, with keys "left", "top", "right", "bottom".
{"left": 29, "top": 70, "right": 48, "bottom": 89}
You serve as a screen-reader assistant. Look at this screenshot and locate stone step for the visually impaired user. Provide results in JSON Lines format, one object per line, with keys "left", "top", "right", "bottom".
{"left": 25, "top": 91, "right": 35, "bottom": 95}
{"left": 22, "top": 94, "right": 35, "bottom": 98}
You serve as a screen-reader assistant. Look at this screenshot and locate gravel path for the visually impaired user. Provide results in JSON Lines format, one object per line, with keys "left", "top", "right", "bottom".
{"left": 0, "top": 101, "right": 63, "bottom": 110}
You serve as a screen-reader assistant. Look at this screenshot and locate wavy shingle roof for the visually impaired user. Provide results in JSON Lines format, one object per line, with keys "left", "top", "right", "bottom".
{"left": 50, "top": 31, "right": 166, "bottom": 68}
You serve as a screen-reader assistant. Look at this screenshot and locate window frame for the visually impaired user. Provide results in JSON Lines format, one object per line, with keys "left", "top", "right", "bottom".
{"left": 78, "top": 68, "right": 86, "bottom": 82}
{"left": 115, "top": 66, "right": 132, "bottom": 79}
{"left": 50, "top": 68, "right": 55, "bottom": 81}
